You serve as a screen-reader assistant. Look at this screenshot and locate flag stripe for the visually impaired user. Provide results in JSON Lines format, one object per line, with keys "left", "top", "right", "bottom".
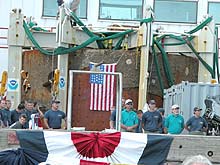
{"left": 98, "top": 84, "right": 102, "bottom": 111}
{"left": 90, "top": 84, "right": 94, "bottom": 110}
{"left": 110, "top": 65, "right": 116, "bottom": 108}
{"left": 102, "top": 73, "right": 106, "bottom": 111}
{"left": 106, "top": 65, "right": 110, "bottom": 111}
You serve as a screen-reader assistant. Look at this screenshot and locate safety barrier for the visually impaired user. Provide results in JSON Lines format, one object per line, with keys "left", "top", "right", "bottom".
{"left": 0, "top": 27, "right": 8, "bottom": 49}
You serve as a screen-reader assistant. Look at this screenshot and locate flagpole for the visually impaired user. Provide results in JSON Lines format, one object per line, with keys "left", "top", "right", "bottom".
{"left": 116, "top": 73, "right": 123, "bottom": 131}
{"left": 67, "top": 70, "right": 73, "bottom": 130}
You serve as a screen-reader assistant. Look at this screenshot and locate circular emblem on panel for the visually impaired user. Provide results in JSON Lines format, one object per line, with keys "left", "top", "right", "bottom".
{"left": 59, "top": 77, "right": 65, "bottom": 89}
{"left": 8, "top": 79, "right": 18, "bottom": 90}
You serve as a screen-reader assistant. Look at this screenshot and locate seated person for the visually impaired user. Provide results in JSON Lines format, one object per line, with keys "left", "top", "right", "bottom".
{"left": 10, "top": 114, "right": 27, "bottom": 129}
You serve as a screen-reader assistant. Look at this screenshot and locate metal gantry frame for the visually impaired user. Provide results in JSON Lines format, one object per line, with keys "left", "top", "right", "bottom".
{"left": 67, "top": 70, "right": 123, "bottom": 131}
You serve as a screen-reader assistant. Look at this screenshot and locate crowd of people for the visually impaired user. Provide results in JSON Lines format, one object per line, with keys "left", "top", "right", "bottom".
{"left": 110, "top": 98, "right": 208, "bottom": 135}
{"left": 0, "top": 99, "right": 66, "bottom": 130}
{"left": 0, "top": 97, "right": 208, "bottom": 135}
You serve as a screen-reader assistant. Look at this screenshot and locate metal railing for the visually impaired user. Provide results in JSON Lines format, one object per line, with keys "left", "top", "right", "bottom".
{"left": 0, "top": 27, "right": 8, "bottom": 49}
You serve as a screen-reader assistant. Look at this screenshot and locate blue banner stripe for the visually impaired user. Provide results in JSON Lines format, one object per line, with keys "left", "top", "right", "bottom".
{"left": 16, "top": 130, "right": 48, "bottom": 154}
{"left": 138, "top": 134, "right": 173, "bottom": 164}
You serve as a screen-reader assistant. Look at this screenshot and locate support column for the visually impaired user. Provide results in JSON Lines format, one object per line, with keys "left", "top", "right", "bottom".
{"left": 138, "top": 6, "right": 152, "bottom": 110}
{"left": 7, "top": 46, "right": 22, "bottom": 109}
{"left": 7, "top": 9, "right": 25, "bottom": 109}
{"left": 197, "top": 20, "right": 216, "bottom": 83}
{"left": 56, "top": 6, "right": 69, "bottom": 114}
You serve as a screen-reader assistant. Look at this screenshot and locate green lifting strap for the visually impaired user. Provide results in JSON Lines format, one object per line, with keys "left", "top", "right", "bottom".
{"left": 23, "top": 20, "right": 99, "bottom": 56}
{"left": 152, "top": 16, "right": 214, "bottom": 86}
{"left": 153, "top": 38, "right": 174, "bottom": 87}
{"left": 99, "top": 30, "right": 134, "bottom": 41}
{"left": 23, "top": 20, "right": 135, "bottom": 55}
{"left": 68, "top": 11, "right": 133, "bottom": 48}
{"left": 140, "top": 17, "right": 153, "bottom": 25}
{"left": 187, "top": 17, "right": 213, "bottom": 34}
{"left": 152, "top": 44, "right": 164, "bottom": 94}
{"left": 28, "top": 21, "right": 48, "bottom": 32}
{"left": 68, "top": 11, "right": 104, "bottom": 48}
{"left": 184, "top": 38, "right": 215, "bottom": 78}
{"left": 156, "top": 34, "right": 194, "bottom": 46}
{"left": 113, "top": 36, "right": 125, "bottom": 50}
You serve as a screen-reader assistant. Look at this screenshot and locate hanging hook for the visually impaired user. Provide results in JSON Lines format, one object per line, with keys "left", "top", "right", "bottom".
{"left": 20, "top": 70, "right": 31, "bottom": 93}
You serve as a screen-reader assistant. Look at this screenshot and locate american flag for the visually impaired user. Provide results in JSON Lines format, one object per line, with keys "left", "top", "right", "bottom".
{"left": 89, "top": 63, "right": 116, "bottom": 111}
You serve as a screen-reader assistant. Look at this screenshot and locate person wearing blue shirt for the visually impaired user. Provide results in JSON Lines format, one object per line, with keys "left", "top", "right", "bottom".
{"left": 44, "top": 100, "right": 66, "bottom": 129}
{"left": 11, "top": 103, "right": 26, "bottom": 125}
{"left": 142, "top": 100, "right": 162, "bottom": 133}
{"left": 185, "top": 107, "right": 208, "bottom": 135}
{"left": 109, "top": 98, "right": 126, "bottom": 129}
{"left": 109, "top": 106, "right": 116, "bottom": 129}
{"left": 0, "top": 99, "right": 11, "bottom": 127}
{"left": 158, "top": 108, "right": 165, "bottom": 134}
{"left": 135, "top": 110, "right": 143, "bottom": 133}
{"left": 121, "top": 99, "right": 138, "bottom": 132}
{"left": 24, "top": 100, "right": 38, "bottom": 128}
{"left": 164, "top": 104, "right": 184, "bottom": 134}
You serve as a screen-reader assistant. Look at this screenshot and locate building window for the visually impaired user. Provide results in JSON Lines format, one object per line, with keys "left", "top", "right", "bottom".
{"left": 42, "top": 0, "right": 87, "bottom": 19}
{"left": 99, "top": 0, "right": 143, "bottom": 21}
{"left": 154, "top": 0, "right": 197, "bottom": 23}
{"left": 208, "top": 2, "right": 220, "bottom": 24}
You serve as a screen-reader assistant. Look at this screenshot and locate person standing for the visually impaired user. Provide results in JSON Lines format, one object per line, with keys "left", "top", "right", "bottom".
{"left": 121, "top": 97, "right": 126, "bottom": 111}
{"left": 44, "top": 100, "right": 66, "bottom": 129}
{"left": 142, "top": 100, "right": 162, "bottom": 133}
{"left": 164, "top": 104, "right": 184, "bottom": 134}
{"left": 0, "top": 99, "right": 11, "bottom": 127}
{"left": 109, "top": 98, "right": 126, "bottom": 129}
{"left": 158, "top": 108, "right": 166, "bottom": 134}
{"left": 11, "top": 103, "right": 26, "bottom": 125}
{"left": 24, "top": 100, "right": 38, "bottom": 128}
{"left": 121, "top": 99, "right": 138, "bottom": 132}
{"left": 6, "top": 100, "right": 12, "bottom": 111}
{"left": 136, "top": 110, "right": 143, "bottom": 133}
{"left": 109, "top": 106, "right": 116, "bottom": 129}
{"left": 185, "top": 107, "right": 208, "bottom": 135}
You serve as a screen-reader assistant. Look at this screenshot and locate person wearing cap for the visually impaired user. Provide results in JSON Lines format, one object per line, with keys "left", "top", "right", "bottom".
{"left": 185, "top": 107, "right": 208, "bottom": 135}
{"left": 158, "top": 108, "right": 165, "bottom": 134}
{"left": 121, "top": 99, "right": 138, "bottom": 132}
{"left": 164, "top": 104, "right": 184, "bottom": 134}
{"left": 142, "top": 100, "right": 162, "bottom": 133}
{"left": 44, "top": 100, "right": 66, "bottom": 129}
